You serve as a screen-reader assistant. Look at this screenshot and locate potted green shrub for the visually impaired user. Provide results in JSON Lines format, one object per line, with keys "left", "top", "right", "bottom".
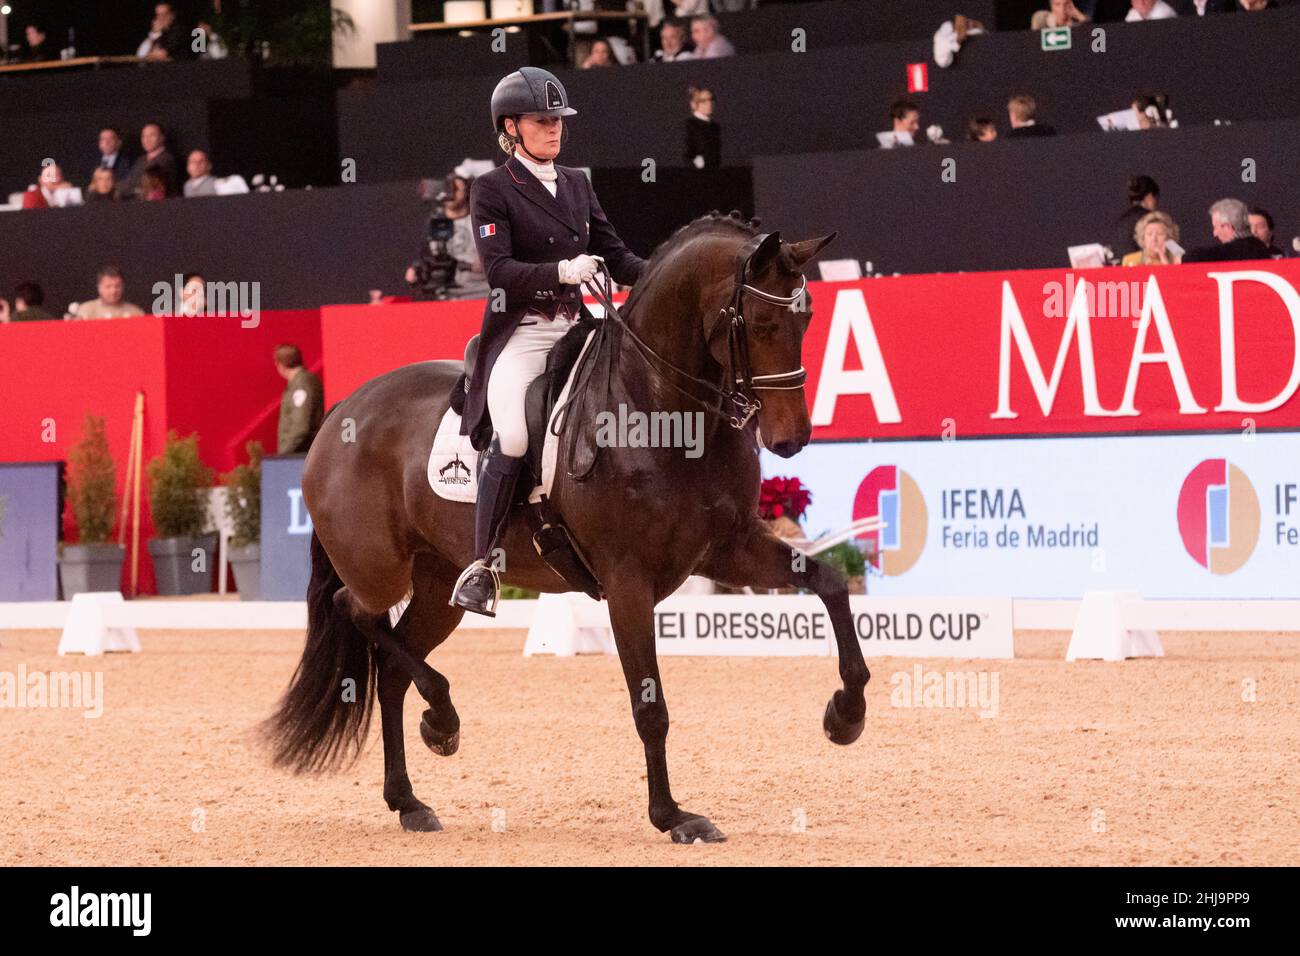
{"left": 58, "top": 415, "right": 126, "bottom": 597}
{"left": 222, "top": 441, "right": 263, "bottom": 600}
{"left": 146, "top": 431, "right": 217, "bottom": 595}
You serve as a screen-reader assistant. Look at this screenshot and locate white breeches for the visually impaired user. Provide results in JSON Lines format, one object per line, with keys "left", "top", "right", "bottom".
{"left": 487, "top": 312, "right": 578, "bottom": 457}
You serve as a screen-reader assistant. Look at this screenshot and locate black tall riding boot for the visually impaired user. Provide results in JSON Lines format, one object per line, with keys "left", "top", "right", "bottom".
{"left": 449, "top": 441, "right": 525, "bottom": 617}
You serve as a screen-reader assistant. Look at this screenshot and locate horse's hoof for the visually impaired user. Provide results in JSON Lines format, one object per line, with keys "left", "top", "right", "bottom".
{"left": 670, "top": 816, "right": 727, "bottom": 844}
{"left": 399, "top": 807, "right": 443, "bottom": 832}
{"left": 420, "top": 712, "right": 460, "bottom": 756}
{"left": 823, "top": 692, "right": 865, "bottom": 746}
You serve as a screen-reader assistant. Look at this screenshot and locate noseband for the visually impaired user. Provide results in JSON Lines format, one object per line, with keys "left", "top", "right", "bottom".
{"left": 583, "top": 231, "right": 807, "bottom": 429}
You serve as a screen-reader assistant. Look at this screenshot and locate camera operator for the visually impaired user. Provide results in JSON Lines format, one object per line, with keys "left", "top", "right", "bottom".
{"left": 405, "top": 174, "right": 490, "bottom": 300}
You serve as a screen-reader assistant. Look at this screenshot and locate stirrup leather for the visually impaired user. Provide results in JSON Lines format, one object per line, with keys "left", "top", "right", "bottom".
{"left": 448, "top": 558, "right": 501, "bottom": 615}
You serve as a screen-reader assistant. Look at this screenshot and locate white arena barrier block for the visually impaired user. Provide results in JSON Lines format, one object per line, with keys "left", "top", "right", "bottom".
{"left": 57, "top": 592, "right": 141, "bottom": 656}
{"left": 1066, "top": 591, "right": 1163, "bottom": 662}
{"left": 523, "top": 592, "right": 613, "bottom": 657}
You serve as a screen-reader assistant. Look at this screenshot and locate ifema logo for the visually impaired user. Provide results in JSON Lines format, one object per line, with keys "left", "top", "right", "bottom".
{"left": 853, "top": 465, "right": 928, "bottom": 575}
{"left": 1176, "top": 459, "right": 1260, "bottom": 574}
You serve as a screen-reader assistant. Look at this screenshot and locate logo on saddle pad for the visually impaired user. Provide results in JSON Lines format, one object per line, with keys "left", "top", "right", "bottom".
{"left": 438, "top": 455, "right": 472, "bottom": 486}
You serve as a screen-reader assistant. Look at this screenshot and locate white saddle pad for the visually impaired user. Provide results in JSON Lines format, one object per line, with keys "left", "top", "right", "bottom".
{"left": 427, "top": 329, "right": 597, "bottom": 505}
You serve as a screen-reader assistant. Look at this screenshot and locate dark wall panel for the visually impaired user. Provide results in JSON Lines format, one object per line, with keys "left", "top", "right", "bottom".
{"left": 753, "top": 118, "right": 1300, "bottom": 276}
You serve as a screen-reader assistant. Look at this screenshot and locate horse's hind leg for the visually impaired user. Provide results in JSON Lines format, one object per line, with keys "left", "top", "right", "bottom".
{"left": 606, "top": 585, "right": 727, "bottom": 844}
{"left": 337, "top": 563, "right": 464, "bottom": 832}
{"left": 701, "top": 522, "right": 870, "bottom": 745}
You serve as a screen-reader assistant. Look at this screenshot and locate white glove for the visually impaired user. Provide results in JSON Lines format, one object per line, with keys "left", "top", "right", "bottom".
{"left": 559, "top": 254, "right": 603, "bottom": 285}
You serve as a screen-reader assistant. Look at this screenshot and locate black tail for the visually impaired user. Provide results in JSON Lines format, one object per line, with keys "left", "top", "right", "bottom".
{"left": 263, "top": 531, "right": 377, "bottom": 773}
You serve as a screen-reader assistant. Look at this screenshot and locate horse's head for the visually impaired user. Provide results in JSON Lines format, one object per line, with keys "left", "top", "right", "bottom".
{"left": 709, "top": 229, "right": 837, "bottom": 458}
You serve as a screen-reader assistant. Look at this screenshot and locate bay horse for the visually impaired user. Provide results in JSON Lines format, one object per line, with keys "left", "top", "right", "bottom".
{"left": 264, "top": 212, "right": 870, "bottom": 843}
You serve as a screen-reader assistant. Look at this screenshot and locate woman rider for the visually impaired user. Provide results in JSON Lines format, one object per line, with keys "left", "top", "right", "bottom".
{"left": 451, "top": 67, "right": 648, "bottom": 616}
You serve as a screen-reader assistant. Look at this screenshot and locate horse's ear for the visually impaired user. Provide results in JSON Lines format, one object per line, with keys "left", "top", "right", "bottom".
{"left": 786, "top": 232, "right": 838, "bottom": 271}
{"left": 753, "top": 230, "right": 783, "bottom": 269}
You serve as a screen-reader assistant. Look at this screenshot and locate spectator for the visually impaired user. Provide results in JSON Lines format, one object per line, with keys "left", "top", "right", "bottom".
{"left": 1126, "top": 0, "right": 1178, "bottom": 20}
{"left": 967, "top": 118, "right": 998, "bottom": 142}
{"left": 690, "top": 16, "right": 736, "bottom": 59}
{"left": 120, "top": 123, "right": 180, "bottom": 198}
{"left": 94, "top": 128, "right": 130, "bottom": 182}
{"left": 72, "top": 267, "right": 146, "bottom": 320}
{"left": 1121, "top": 211, "right": 1182, "bottom": 265}
{"left": 137, "top": 3, "right": 194, "bottom": 62}
{"left": 1172, "top": 0, "right": 1235, "bottom": 13}
{"left": 184, "top": 150, "right": 219, "bottom": 197}
{"left": 582, "top": 38, "right": 619, "bottom": 68}
{"left": 179, "top": 273, "right": 207, "bottom": 316}
{"left": 1031, "top": 1, "right": 1089, "bottom": 28}
{"left": 1248, "top": 207, "right": 1286, "bottom": 258}
{"left": 1182, "top": 199, "right": 1273, "bottom": 262}
{"left": 8, "top": 282, "right": 57, "bottom": 322}
{"left": 194, "top": 19, "right": 229, "bottom": 59}
{"left": 275, "top": 345, "right": 324, "bottom": 454}
{"left": 86, "top": 168, "right": 120, "bottom": 203}
{"left": 21, "top": 24, "right": 51, "bottom": 62}
{"left": 21, "top": 163, "right": 80, "bottom": 209}
{"left": 1111, "top": 174, "right": 1161, "bottom": 257}
{"left": 1005, "top": 94, "right": 1056, "bottom": 138}
{"left": 137, "top": 166, "right": 169, "bottom": 202}
{"left": 888, "top": 99, "right": 922, "bottom": 145}
{"left": 685, "top": 87, "right": 721, "bottom": 169}
{"left": 654, "top": 19, "right": 695, "bottom": 62}
{"left": 1237, "top": 0, "right": 1277, "bottom": 9}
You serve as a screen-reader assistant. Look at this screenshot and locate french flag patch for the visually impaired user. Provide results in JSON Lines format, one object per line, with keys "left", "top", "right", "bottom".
{"left": 479, "top": 223, "right": 496, "bottom": 238}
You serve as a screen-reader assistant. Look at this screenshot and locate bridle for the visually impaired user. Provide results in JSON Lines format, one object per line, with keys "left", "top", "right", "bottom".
{"left": 581, "top": 232, "right": 808, "bottom": 429}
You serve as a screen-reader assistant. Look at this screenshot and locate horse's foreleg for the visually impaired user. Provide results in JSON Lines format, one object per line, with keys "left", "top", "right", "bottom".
{"left": 374, "top": 648, "right": 441, "bottom": 831}
{"left": 702, "top": 524, "right": 869, "bottom": 745}
{"left": 606, "top": 587, "right": 727, "bottom": 844}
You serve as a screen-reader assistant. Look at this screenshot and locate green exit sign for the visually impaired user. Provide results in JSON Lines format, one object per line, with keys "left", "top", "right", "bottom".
{"left": 1041, "top": 27, "right": 1071, "bottom": 51}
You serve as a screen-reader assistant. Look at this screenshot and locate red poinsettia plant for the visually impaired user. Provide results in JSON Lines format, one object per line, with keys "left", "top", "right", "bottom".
{"left": 758, "top": 476, "right": 812, "bottom": 522}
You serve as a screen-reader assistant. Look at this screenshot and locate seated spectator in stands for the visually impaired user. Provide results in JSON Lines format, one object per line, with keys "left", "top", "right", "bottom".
{"left": 194, "top": 18, "right": 229, "bottom": 59}
{"left": 7, "top": 282, "right": 57, "bottom": 322}
{"left": 582, "top": 38, "right": 620, "bottom": 68}
{"left": 86, "top": 168, "right": 120, "bottom": 203}
{"left": 1126, "top": 0, "right": 1178, "bottom": 20}
{"left": 690, "top": 16, "right": 736, "bottom": 58}
{"left": 1182, "top": 199, "right": 1274, "bottom": 262}
{"left": 21, "top": 163, "right": 80, "bottom": 209}
{"left": 1111, "top": 174, "right": 1161, "bottom": 256}
{"left": 94, "top": 128, "right": 130, "bottom": 181}
{"left": 184, "top": 151, "right": 219, "bottom": 197}
{"left": 1173, "top": 0, "right": 1236, "bottom": 13}
{"left": 120, "top": 123, "right": 180, "bottom": 198}
{"left": 179, "top": 273, "right": 207, "bottom": 315}
{"left": 1248, "top": 207, "right": 1286, "bottom": 258}
{"left": 967, "top": 118, "right": 998, "bottom": 142}
{"left": 1122, "top": 211, "right": 1182, "bottom": 265}
{"left": 22, "top": 24, "right": 51, "bottom": 63}
{"left": 1005, "top": 94, "right": 1056, "bottom": 138}
{"left": 654, "top": 19, "right": 695, "bottom": 61}
{"left": 137, "top": 167, "right": 169, "bottom": 202}
{"left": 137, "top": 3, "right": 194, "bottom": 62}
{"left": 275, "top": 345, "right": 325, "bottom": 454}
{"left": 885, "top": 100, "right": 922, "bottom": 146}
{"left": 685, "top": 87, "right": 721, "bottom": 169}
{"left": 1032, "top": 0, "right": 1089, "bottom": 28}
{"left": 71, "top": 266, "right": 146, "bottom": 320}
{"left": 1237, "top": 0, "right": 1278, "bottom": 10}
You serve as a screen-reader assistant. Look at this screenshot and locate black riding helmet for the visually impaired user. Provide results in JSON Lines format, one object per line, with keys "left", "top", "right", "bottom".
{"left": 491, "top": 67, "right": 577, "bottom": 157}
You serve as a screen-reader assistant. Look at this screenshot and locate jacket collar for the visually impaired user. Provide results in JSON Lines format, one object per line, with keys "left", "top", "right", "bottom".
{"left": 505, "top": 154, "right": 581, "bottom": 236}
